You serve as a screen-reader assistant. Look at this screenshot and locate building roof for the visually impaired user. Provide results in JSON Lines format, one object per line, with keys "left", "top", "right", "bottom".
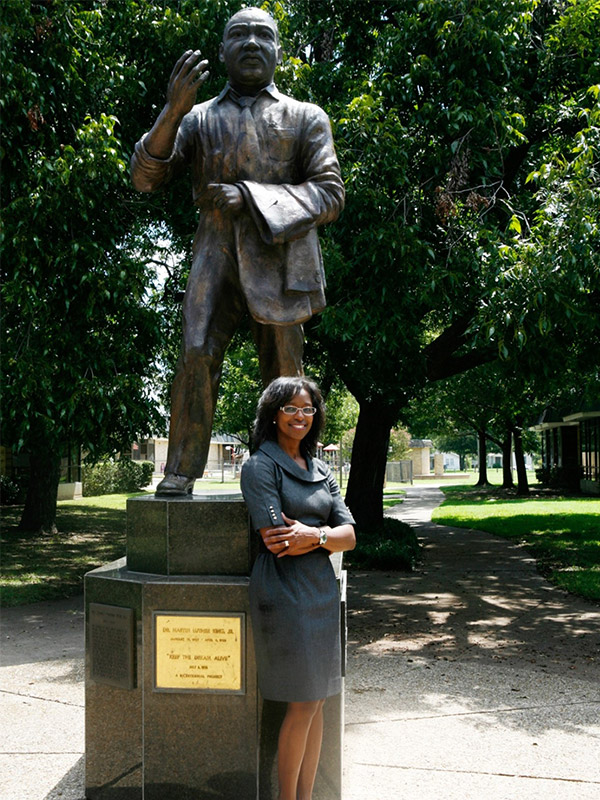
{"left": 409, "top": 438, "right": 433, "bottom": 448}
{"left": 532, "top": 403, "right": 599, "bottom": 430}
{"left": 210, "top": 433, "right": 240, "bottom": 444}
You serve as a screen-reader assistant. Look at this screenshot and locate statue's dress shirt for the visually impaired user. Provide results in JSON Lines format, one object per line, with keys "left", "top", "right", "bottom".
{"left": 131, "top": 83, "right": 344, "bottom": 325}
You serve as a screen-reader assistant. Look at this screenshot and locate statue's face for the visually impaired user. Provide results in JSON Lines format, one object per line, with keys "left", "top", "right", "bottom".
{"left": 219, "top": 9, "right": 282, "bottom": 94}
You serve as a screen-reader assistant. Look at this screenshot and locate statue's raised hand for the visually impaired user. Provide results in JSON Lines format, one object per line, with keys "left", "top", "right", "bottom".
{"left": 166, "top": 50, "right": 209, "bottom": 117}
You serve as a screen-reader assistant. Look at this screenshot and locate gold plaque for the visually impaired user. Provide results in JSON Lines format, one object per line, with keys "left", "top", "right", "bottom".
{"left": 154, "top": 612, "right": 244, "bottom": 693}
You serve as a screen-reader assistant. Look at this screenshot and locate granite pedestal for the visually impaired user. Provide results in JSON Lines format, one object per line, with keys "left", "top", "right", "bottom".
{"left": 85, "top": 494, "right": 345, "bottom": 800}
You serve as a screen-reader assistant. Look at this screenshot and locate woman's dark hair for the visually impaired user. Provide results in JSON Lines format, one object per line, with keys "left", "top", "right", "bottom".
{"left": 251, "top": 376, "right": 325, "bottom": 457}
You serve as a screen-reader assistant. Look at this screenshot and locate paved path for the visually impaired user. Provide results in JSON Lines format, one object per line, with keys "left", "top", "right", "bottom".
{"left": 1, "top": 595, "right": 84, "bottom": 799}
{"left": 344, "top": 486, "right": 600, "bottom": 800}
{"left": 1, "top": 485, "right": 599, "bottom": 799}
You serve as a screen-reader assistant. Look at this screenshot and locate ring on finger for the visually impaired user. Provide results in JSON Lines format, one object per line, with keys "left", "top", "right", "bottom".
{"left": 284, "top": 540, "right": 290, "bottom": 548}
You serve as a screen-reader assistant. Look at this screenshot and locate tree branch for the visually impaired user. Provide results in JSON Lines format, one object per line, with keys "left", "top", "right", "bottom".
{"left": 425, "top": 325, "right": 497, "bottom": 382}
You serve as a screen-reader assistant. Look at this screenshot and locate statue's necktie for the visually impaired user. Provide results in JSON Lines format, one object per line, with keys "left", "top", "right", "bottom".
{"left": 237, "top": 96, "right": 260, "bottom": 179}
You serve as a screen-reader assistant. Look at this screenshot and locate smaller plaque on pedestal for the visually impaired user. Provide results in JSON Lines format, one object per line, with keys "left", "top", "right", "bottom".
{"left": 89, "top": 603, "right": 135, "bottom": 689}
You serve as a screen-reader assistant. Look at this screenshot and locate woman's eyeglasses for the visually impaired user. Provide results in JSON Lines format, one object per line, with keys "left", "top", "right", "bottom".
{"left": 279, "top": 406, "right": 317, "bottom": 416}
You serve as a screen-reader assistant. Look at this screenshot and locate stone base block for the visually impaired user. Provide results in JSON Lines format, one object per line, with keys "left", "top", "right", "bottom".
{"left": 85, "top": 562, "right": 258, "bottom": 799}
{"left": 126, "top": 494, "right": 252, "bottom": 575}
{"left": 85, "top": 496, "right": 344, "bottom": 799}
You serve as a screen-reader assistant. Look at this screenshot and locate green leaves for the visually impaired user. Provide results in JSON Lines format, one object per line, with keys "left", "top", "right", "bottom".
{"left": 1, "top": 1, "right": 230, "bottom": 469}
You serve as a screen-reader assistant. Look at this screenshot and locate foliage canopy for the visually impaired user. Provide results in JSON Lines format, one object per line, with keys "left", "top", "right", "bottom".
{"left": 273, "top": 0, "right": 600, "bottom": 524}
{"left": 0, "top": 0, "right": 240, "bottom": 531}
{"left": 2, "top": 0, "right": 598, "bottom": 532}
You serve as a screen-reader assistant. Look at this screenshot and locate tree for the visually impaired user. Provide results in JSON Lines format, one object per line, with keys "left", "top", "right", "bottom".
{"left": 212, "top": 329, "right": 263, "bottom": 447}
{"left": 407, "top": 368, "right": 499, "bottom": 487}
{"left": 321, "top": 384, "right": 359, "bottom": 446}
{"left": 407, "top": 323, "right": 600, "bottom": 496}
{"left": 1, "top": 0, "right": 240, "bottom": 532}
{"left": 7, "top": 1, "right": 597, "bottom": 533}
{"left": 430, "top": 433, "right": 477, "bottom": 472}
{"left": 274, "top": 0, "right": 600, "bottom": 526}
{"left": 388, "top": 427, "right": 411, "bottom": 461}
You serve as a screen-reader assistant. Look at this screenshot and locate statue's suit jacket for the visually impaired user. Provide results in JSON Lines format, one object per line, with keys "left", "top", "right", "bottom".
{"left": 131, "top": 83, "right": 344, "bottom": 326}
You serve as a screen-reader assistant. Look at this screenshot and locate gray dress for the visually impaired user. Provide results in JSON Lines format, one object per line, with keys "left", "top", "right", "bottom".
{"left": 241, "top": 440, "right": 355, "bottom": 702}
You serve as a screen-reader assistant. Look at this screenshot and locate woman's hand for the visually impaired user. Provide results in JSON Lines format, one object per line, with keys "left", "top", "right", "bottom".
{"left": 275, "top": 513, "right": 321, "bottom": 558}
{"left": 260, "top": 524, "right": 294, "bottom": 557}
{"left": 260, "top": 514, "right": 355, "bottom": 557}
{"left": 260, "top": 513, "right": 319, "bottom": 558}
{"left": 278, "top": 513, "right": 320, "bottom": 557}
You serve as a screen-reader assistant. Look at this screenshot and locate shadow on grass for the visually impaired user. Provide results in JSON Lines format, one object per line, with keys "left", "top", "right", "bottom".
{"left": 434, "top": 485, "right": 600, "bottom": 601}
{"left": 1, "top": 504, "right": 127, "bottom": 606}
{"left": 436, "top": 507, "right": 599, "bottom": 564}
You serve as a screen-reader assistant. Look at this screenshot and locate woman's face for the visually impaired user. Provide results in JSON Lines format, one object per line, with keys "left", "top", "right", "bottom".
{"left": 274, "top": 388, "right": 314, "bottom": 449}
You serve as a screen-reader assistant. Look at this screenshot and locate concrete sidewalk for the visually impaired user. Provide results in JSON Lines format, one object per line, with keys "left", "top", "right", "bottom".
{"left": 344, "top": 486, "right": 600, "bottom": 800}
{"left": 1, "top": 485, "right": 599, "bottom": 799}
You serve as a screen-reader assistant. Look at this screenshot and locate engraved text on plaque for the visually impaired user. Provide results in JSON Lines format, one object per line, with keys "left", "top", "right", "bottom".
{"left": 154, "top": 612, "right": 244, "bottom": 694}
{"left": 89, "top": 603, "right": 135, "bottom": 689}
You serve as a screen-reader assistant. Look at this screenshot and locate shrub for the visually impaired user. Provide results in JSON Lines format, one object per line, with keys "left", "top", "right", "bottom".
{"left": 82, "top": 461, "right": 114, "bottom": 496}
{"left": 346, "top": 517, "right": 420, "bottom": 571}
{"left": 536, "top": 465, "right": 581, "bottom": 491}
{"left": 82, "top": 459, "right": 154, "bottom": 496}
{"left": 112, "top": 458, "right": 141, "bottom": 493}
{"left": 0, "top": 474, "right": 25, "bottom": 505}
{"left": 138, "top": 460, "right": 155, "bottom": 488}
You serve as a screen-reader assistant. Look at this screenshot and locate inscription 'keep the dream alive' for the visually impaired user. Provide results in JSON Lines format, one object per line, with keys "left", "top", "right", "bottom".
{"left": 154, "top": 613, "right": 243, "bottom": 693}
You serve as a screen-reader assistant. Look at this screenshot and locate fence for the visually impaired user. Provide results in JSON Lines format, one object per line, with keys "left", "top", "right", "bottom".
{"left": 386, "top": 460, "right": 413, "bottom": 484}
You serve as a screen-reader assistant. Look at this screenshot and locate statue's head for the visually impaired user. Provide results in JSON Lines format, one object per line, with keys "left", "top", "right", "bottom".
{"left": 219, "top": 7, "right": 282, "bottom": 95}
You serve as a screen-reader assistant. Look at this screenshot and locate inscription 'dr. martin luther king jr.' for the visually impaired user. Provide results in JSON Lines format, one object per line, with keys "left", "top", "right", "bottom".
{"left": 154, "top": 612, "right": 244, "bottom": 694}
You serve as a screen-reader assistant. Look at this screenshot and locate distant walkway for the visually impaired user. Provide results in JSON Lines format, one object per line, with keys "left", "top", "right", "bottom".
{"left": 344, "top": 485, "right": 600, "bottom": 799}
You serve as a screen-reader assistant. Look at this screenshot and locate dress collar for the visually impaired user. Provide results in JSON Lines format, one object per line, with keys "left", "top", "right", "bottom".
{"left": 258, "top": 440, "right": 327, "bottom": 483}
{"left": 217, "top": 82, "right": 280, "bottom": 105}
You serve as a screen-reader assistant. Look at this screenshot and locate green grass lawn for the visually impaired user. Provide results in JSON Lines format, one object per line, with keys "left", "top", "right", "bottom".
{"left": 4, "top": 475, "right": 597, "bottom": 606}
{"left": 1, "top": 480, "right": 417, "bottom": 606}
{"left": 432, "top": 485, "right": 600, "bottom": 602}
{"left": 0, "top": 492, "right": 146, "bottom": 606}
{"left": 383, "top": 486, "right": 406, "bottom": 509}
{"left": 192, "top": 477, "right": 242, "bottom": 492}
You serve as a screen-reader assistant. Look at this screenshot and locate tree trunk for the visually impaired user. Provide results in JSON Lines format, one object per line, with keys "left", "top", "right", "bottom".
{"left": 475, "top": 428, "right": 490, "bottom": 486}
{"left": 344, "top": 399, "right": 396, "bottom": 530}
{"left": 501, "top": 429, "right": 514, "bottom": 489}
{"left": 512, "top": 425, "right": 530, "bottom": 496}
{"left": 18, "top": 448, "right": 62, "bottom": 535}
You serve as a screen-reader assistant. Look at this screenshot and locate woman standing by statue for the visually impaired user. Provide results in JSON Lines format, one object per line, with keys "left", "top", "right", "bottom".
{"left": 241, "top": 377, "right": 356, "bottom": 800}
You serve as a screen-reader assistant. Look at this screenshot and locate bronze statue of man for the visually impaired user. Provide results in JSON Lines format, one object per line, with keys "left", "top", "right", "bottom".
{"left": 131, "top": 7, "right": 344, "bottom": 495}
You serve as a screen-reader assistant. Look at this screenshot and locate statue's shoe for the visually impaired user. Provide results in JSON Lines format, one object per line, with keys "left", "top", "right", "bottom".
{"left": 155, "top": 473, "right": 195, "bottom": 496}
